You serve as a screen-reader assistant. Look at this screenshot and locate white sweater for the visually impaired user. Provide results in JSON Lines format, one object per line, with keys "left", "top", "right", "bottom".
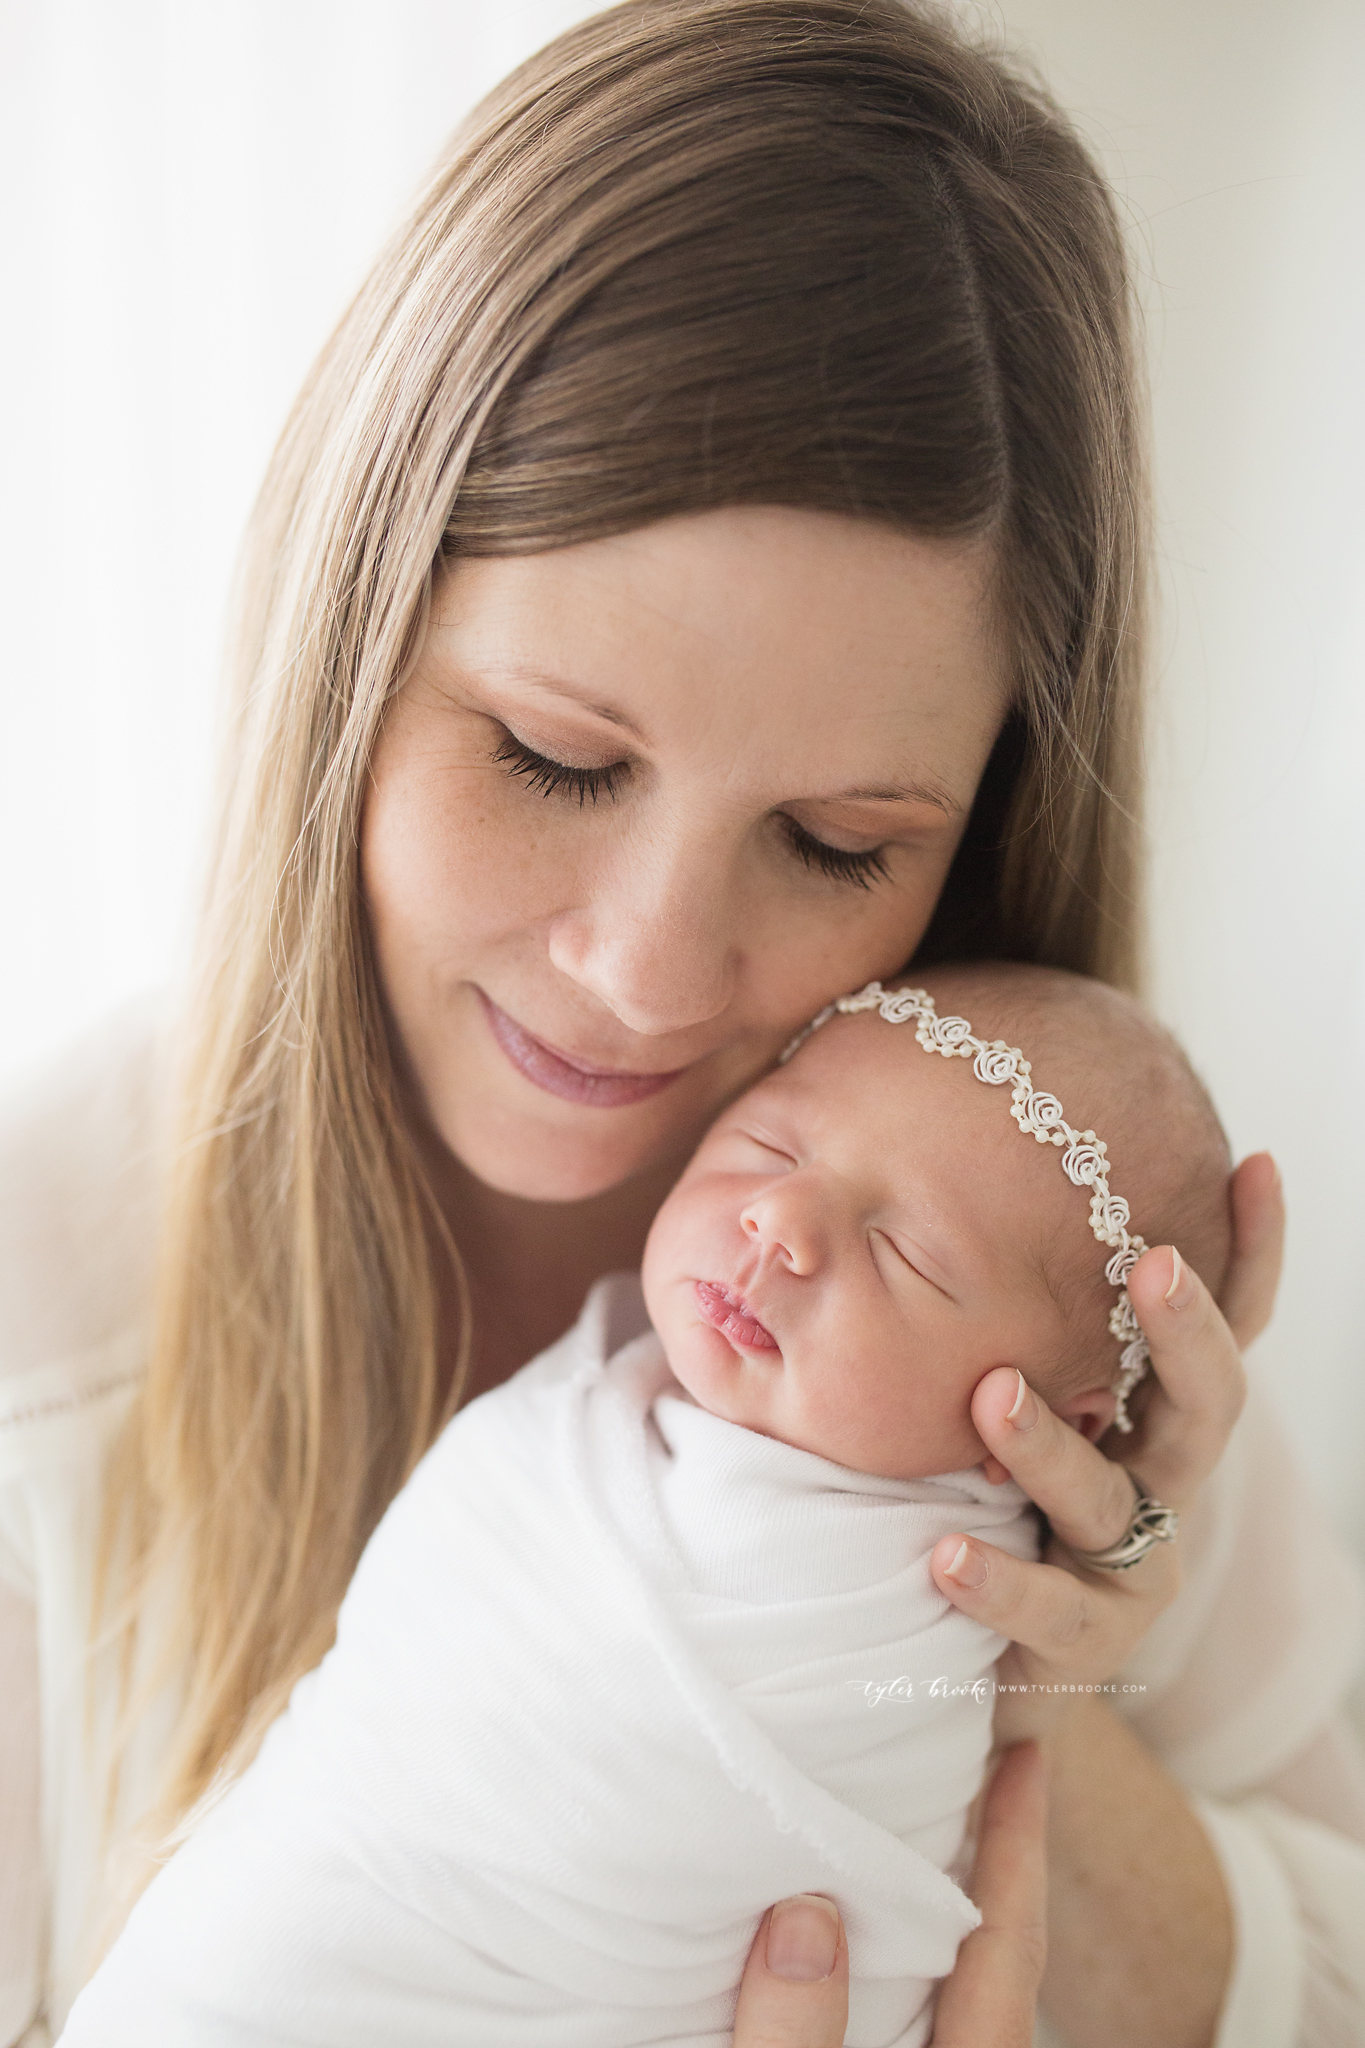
{"left": 3, "top": 1001, "right": 1365, "bottom": 2046}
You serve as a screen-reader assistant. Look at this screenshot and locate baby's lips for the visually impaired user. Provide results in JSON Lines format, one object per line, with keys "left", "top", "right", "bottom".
{"left": 694, "top": 1280, "right": 781, "bottom": 1352}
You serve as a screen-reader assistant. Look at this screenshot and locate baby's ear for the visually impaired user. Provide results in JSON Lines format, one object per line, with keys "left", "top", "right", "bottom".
{"left": 1050, "top": 1383, "right": 1119, "bottom": 1443}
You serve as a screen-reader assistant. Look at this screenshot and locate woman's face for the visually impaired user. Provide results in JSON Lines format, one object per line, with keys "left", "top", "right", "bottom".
{"left": 362, "top": 506, "right": 1008, "bottom": 1203}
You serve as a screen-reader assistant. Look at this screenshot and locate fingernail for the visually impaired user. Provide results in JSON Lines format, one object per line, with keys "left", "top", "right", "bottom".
{"left": 1006, "top": 1369, "right": 1039, "bottom": 1430}
{"left": 767, "top": 1894, "right": 841, "bottom": 1981}
{"left": 943, "top": 1539, "right": 989, "bottom": 1590}
{"left": 1164, "top": 1246, "right": 1195, "bottom": 1310}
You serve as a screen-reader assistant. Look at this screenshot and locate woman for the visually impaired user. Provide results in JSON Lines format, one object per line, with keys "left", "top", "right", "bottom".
{"left": 1, "top": 1, "right": 1362, "bottom": 2042}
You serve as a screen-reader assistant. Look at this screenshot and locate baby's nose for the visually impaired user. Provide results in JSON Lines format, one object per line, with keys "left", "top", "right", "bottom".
{"left": 740, "top": 1189, "right": 820, "bottom": 1275}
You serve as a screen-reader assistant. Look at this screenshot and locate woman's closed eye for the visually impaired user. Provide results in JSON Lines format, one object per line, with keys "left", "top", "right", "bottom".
{"left": 779, "top": 815, "right": 891, "bottom": 890}
{"left": 493, "top": 731, "right": 629, "bottom": 807}
{"left": 492, "top": 730, "right": 893, "bottom": 889}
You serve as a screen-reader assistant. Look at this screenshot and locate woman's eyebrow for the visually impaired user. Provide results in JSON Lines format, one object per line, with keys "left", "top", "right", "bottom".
{"left": 819, "top": 780, "right": 962, "bottom": 815}
{"left": 469, "top": 660, "right": 644, "bottom": 736}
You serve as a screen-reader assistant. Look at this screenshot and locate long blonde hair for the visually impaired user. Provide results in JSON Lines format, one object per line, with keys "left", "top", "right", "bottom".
{"left": 97, "top": 0, "right": 1148, "bottom": 1895}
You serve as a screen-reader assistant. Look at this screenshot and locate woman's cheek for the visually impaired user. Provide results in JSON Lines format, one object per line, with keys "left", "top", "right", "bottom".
{"left": 742, "top": 850, "right": 959, "bottom": 1029}
{"left": 362, "top": 757, "right": 572, "bottom": 977}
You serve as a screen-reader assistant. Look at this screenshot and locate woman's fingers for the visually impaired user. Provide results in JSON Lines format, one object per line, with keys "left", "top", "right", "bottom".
{"left": 1218, "top": 1152, "right": 1284, "bottom": 1350}
{"left": 1122, "top": 1246, "right": 1246, "bottom": 1507}
{"left": 936, "top": 1238, "right": 1256, "bottom": 1704}
{"left": 931, "top": 1742, "right": 1048, "bottom": 2048}
{"left": 732, "top": 1894, "right": 849, "bottom": 2046}
{"left": 968, "top": 1368, "right": 1156, "bottom": 1551}
{"left": 930, "top": 1528, "right": 1167, "bottom": 1683}
{"left": 969, "top": 1240, "right": 1245, "bottom": 1527}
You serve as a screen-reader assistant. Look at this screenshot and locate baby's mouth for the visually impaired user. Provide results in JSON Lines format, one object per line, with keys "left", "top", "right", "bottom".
{"left": 694, "top": 1281, "right": 780, "bottom": 1354}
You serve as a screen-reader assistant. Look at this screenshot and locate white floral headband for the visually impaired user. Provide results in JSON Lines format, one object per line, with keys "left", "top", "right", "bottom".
{"left": 780, "top": 981, "right": 1151, "bottom": 1432}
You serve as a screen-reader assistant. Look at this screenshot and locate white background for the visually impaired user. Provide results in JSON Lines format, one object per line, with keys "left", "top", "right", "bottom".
{"left": 2, "top": 1, "right": 1363, "bottom": 1557}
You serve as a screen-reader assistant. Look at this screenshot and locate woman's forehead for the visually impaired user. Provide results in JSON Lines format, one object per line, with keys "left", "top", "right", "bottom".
{"left": 432, "top": 509, "right": 1008, "bottom": 740}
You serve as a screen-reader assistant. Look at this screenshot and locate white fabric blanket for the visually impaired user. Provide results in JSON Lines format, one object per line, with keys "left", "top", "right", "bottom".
{"left": 60, "top": 1276, "right": 1038, "bottom": 2048}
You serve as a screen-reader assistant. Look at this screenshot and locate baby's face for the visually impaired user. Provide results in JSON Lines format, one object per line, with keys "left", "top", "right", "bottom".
{"left": 641, "top": 1011, "right": 1104, "bottom": 1479}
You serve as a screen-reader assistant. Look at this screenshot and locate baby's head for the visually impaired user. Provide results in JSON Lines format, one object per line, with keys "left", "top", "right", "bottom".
{"left": 641, "top": 963, "right": 1231, "bottom": 1480}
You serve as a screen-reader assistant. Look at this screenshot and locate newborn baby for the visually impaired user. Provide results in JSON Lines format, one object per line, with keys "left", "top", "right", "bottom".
{"left": 61, "top": 964, "right": 1232, "bottom": 2048}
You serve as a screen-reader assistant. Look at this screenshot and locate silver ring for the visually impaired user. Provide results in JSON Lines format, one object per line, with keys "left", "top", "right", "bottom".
{"left": 1071, "top": 1470, "right": 1179, "bottom": 1572}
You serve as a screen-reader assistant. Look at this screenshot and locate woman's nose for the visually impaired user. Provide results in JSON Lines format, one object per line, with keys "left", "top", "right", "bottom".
{"left": 546, "top": 836, "right": 740, "bottom": 1037}
{"left": 740, "top": 1185, "right": 822, "bottom": 1276}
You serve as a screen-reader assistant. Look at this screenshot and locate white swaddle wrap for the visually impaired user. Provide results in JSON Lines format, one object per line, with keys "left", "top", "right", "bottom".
{"left": 61, "top": 1276, "right": 1038, "bottom": 2048}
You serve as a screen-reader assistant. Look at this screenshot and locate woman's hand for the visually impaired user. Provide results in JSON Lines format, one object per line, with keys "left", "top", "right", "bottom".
{"left": 919, "top": 1154, "right": 1281, "bottom": 2047}
{"left": 927, "top": 1153, "right": 1283, "bottom": 1742}
{"left": 732, "top": 1743, "right": 1048, "bottom": 2047}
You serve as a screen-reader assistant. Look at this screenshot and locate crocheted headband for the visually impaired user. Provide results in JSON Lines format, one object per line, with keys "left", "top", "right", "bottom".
{"left": 780, "top": 980, "right": 1151, "bottom": 1432}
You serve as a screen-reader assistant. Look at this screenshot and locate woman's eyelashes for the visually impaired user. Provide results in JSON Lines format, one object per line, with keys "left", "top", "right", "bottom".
{"left": 492, "top": 732, "right": 628, "bottom": 807}
{"left": 780, "top": 815, "right": 892, "bottom": 890}
{"left": 492, "top": 729, "right": 893, "bottom": 890}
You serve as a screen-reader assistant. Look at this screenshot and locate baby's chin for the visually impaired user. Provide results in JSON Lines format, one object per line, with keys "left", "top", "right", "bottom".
{"left": 650, "top": 1283, "right": 774, "bottom": 1419}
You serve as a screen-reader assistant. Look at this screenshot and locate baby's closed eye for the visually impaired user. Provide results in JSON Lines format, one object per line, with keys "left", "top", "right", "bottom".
{"left": 870, "top": 1228, "right": 956, "bottom": 1302}
{"left": 717, "top": 1127, "right": 797, "bottom": 1170}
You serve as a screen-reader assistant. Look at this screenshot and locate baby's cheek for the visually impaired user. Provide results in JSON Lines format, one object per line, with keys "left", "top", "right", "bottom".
{"left": 834, "top": 1338, "right": 988, "bottom": 1479}
{"left": 641, "top": 1177, "right": 720, "bottom": 1328}
{"left": 639, "top": 1209, "right": 682, "bottom": 1331}
{"left": 649, "top": 1171, "right": 737, "bottom": 1263}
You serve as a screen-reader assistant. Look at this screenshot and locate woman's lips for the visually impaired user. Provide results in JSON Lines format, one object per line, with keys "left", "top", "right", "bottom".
{"left": 695, "top": 1280, "right": 780, "bottom": 1353}
{"left": 478, "top": 991, "right": 690, "bottom": 1108}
